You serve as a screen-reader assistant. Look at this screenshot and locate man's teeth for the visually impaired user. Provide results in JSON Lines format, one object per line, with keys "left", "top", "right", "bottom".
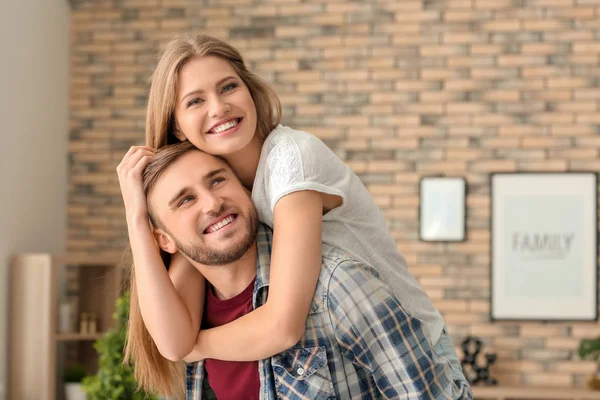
{"left": 213, "top": 119, "right": 238, "bottom": 133}
{"left": 207, "top": 215, "right": 235, "bottom": 233}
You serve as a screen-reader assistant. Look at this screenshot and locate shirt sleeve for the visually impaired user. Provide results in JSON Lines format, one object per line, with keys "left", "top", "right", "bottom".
{"left": 263, "top": 132, "right": 346, "bottom": 212}
{"left": 327, "top": 261, "right": 473, "bottom": 400}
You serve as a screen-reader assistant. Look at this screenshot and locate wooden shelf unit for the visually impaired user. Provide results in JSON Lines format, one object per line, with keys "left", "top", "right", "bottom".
{"left": 55, "top": 333, "right": 106, "bottom": 341}
{"left": 473, "top": 385, "right": 600, "bottom": 400}
{"left": 9, "top": 253, "right": 125, "bottom": 400}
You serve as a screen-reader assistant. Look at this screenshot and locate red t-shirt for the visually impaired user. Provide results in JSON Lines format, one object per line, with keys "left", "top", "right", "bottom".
{"left": 203, "top": 278, "right": 259, "bottom": 400}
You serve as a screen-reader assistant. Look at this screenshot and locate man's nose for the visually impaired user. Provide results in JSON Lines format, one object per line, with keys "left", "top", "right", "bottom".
{"left": 209, "top": 96, "right": 231, "bottom": 119}
{"left": 201, "top": 191, "right": 224, "bottom": 215}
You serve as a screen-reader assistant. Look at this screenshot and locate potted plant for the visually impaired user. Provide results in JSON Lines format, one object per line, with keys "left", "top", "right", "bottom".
{"left": 64, "top": 363, "right": 88, "bottom": 400}
{"left": 82, "top": 292, "right": 157, "bottom": 400}
{"left": 578, "top": 336, "right": 600, "bottom": 390}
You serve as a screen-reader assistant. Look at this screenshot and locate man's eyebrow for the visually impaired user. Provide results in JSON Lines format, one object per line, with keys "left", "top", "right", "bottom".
{"left": 166, "top": 168, "right": 228, "bottom": 209}
{"left": 168, "top": 186, "right": 190, "bottom": 209}
{"left": 180, "top": 76, "right": 237, "bottom": 105}
{"left": 204, "top": 167, "right": 227, "bottom": 181}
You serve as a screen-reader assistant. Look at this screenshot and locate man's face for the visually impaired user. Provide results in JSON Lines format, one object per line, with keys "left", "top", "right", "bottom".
{"left": 148, "top": 150, "right": 258, "bottom": 265}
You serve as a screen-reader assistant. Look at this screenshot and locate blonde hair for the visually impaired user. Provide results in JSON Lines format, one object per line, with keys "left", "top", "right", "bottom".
{"left": 124, "top": 268, "right": 185, "bottom": 399}
{"left": 145, "top": 32, "right": 282, "bottom": 149}
{"left": 124, "top": 141, "right": 199, "bottom": 399}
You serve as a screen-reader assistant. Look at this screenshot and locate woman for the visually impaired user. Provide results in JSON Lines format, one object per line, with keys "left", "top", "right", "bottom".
{"left": 118, "top": 32, "right": 458, "bottom": 399}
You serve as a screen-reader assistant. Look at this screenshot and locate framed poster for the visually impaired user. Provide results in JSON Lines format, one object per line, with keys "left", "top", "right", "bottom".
{"left": 419, "top": 177, "right": 466, "bottom": 242}
{"left": 491, "top": 172, "right": 598, "bottom": 321}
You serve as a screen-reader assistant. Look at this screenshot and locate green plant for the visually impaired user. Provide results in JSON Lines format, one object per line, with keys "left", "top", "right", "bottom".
{"left": 64, "top": 363, "right": 87, "bottom": 383}
{"left": 82, "top": 292, "right": 157, "bottom": 400}
{"left": 579, "top": 336, "right": 600, "bottom": 374}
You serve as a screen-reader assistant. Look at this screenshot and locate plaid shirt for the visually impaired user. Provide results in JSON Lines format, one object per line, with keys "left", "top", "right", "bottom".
{"left": 186, "top": 225, "right": 472, "bottom": 399}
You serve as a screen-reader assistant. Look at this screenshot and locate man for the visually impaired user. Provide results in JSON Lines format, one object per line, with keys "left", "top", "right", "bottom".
{"left": 144, "top": 141, "right": 472, "bottom": 399}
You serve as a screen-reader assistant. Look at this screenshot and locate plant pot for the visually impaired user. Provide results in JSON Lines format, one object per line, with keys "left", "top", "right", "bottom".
{"left": 588, "top": 375, "right": 600, "bottom": 391}
{"left": 65, "top": 382, "right": 87, "bottom": 400}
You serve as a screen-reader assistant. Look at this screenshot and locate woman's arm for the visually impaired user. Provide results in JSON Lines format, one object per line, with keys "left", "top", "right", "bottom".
{"left": 117, "top": 145, "right": 205, "bottom": 362}
{"left": 130, "top": 223, "right": 205, "bottom": 362}
{"left": 185, "top": 189, "right": 329, "bottom": 362}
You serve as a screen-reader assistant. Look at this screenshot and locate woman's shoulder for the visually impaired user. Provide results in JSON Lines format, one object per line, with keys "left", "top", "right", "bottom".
{"left": 260, "top": 125, "right": 349, "bottom": 185}
{"left": 264, "top": 125, "right": 331, "bottom": 154}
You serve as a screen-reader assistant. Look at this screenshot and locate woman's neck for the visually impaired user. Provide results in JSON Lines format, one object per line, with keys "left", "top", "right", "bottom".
{"left": 224, "top": 134, "right": 262, "bottom": 191}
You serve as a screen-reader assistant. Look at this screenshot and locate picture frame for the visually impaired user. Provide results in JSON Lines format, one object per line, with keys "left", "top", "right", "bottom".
{"left": 490, "top": 172, "right": 598, "bottom": 321}
{"left": 419, "top": 176, "right": 466, "bottom": 242}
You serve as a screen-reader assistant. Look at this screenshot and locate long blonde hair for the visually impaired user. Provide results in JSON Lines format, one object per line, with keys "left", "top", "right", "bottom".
{"left": 145, "top": 32, "right": 282, "bottom": 149}
{"left": 124, "top": 265, "right": 185, "bottom": 399}
{"left": 123, "top": 142, "right": 198, "bottom": 399}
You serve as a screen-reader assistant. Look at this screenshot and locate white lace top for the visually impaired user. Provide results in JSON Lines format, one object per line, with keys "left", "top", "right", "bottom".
{"left": 251, "top": 125, "right": 445, "bottom": 344}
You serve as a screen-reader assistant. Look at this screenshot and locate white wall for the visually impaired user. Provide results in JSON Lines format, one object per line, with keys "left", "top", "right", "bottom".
{"left": 0, "top": 0, "right": 70, "bottom": 397}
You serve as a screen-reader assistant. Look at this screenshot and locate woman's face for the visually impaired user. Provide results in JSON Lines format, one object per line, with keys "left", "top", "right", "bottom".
{"left": 174, "top": 55, "right": 258, "bottom": 156}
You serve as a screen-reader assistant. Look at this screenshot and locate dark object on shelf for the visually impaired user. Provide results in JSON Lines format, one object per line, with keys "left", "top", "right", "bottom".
{"left": 460, "top": 336, "right": 497, "bottom": 386}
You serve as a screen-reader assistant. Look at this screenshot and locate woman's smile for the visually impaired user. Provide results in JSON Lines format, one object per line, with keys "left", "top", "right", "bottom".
{"left": 207, "top": 117, "right": 243, "bottom": 136}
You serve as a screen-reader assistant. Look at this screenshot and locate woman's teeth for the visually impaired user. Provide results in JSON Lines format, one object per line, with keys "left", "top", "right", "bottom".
{"left": 213, "top": 119, "right": 238, "bottom": 134}
{"left": 207, "top": 215, "right": 235, "bottom": 233}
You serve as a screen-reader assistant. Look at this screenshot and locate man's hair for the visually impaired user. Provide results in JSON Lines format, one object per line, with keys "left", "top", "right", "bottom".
{"left": 142, "top": 140, "right": 196, "bottom": 229}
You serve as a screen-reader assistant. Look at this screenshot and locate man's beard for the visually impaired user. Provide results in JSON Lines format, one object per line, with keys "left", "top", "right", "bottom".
{"left": 174, "top": 207, "right": 259, "bottom": 266}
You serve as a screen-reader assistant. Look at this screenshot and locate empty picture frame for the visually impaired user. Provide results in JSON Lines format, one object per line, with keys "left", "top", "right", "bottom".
{"left": 419, "top": 177, "right": 466, "bottom": 242}
{"left": 491, "top": 172, "right": 598, "bottom": 321}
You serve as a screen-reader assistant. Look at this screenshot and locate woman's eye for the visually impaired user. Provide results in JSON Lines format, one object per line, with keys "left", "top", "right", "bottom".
{"left": 222, "top": 83, "right": 238, "bottom": 93}
{"left": 187, "top": 98, "right": 202, "bottom": 108}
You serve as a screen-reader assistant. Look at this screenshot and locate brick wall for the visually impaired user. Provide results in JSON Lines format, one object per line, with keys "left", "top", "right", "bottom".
{"left": 68, "top": 0, "right": 600, "bottom": 388}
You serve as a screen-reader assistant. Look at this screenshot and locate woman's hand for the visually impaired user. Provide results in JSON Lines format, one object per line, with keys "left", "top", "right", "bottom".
{"left": 116, "top": 145, "right": 155, "bottom": 224}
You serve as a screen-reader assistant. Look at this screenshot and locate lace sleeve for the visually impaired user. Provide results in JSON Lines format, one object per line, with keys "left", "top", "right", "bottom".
{"left": 265, "top": 134, "right": 306, "bottom": 210}
{"left": 263, "top": 130, "right": 346, "bottom": 213}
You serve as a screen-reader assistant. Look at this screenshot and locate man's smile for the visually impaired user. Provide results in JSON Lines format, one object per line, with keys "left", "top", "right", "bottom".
{"left": 203, "top": 213, "right": 238, "bottom": 234}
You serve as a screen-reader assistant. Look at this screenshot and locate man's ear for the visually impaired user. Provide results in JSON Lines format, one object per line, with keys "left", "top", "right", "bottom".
{"left": 153, "top": 228, "right": 178, "bottom": 254}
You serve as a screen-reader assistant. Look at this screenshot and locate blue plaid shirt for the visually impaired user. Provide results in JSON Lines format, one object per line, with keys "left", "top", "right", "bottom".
{"left": 186, "top": 225, "right": 472, "bottom": 399}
